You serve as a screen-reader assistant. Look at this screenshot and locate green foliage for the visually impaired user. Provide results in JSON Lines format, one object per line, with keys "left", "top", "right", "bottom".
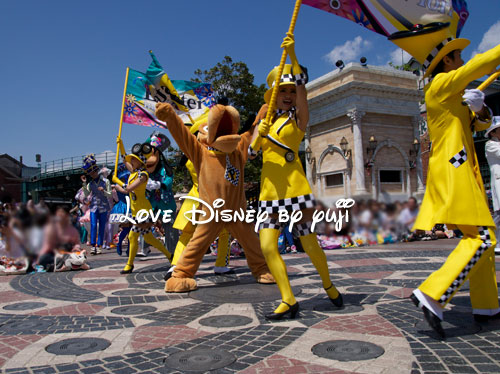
{"left": 388, "top": 61, "right": 413, "bottom": 71}
{"left": 193, "top": 56, "right": 266, "bottom": 125}
{"left": 164, "top": 146, "right": 192, "bottom": 194}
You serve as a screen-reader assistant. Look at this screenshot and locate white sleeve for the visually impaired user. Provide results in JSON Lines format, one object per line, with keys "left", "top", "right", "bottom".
{"left": 146, "top": 179, "right": 161, "bottom": 191}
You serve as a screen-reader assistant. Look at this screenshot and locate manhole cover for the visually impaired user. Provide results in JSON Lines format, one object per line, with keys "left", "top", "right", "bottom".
{"left": 164, "top": 348, "right": 236, "bottom": 372}
{"left": 2, "top": 319, "right": 54, "bottom": 332}
{"left": 112, "top": 289, "right": 150, "bottom": 296}
{"left": 3, "top": 302, "right": 47, "bottom": 311}
{"left": 313, "top": 302, "right": 364, "bottom": 314}
{"left": 190, "top": 283, "right": 301, "bottom": 304}
{"left": 111, "top": 305, "right": 157, "bottom": 315}
{"left": 312, "top": 340, "right": 384, "bottom": 361}
{"left": 346, "top": 286, "right": 387, "bottom": 293}
{"left": 45, "top": 338, "right": 111, "bottom": 355}
{"left": 84, "top": 279, "right": 114, "bottom": 284}
{"left": 401, "top": 258, "right": 428, "bottom": 262}
{"left": 199, "top": 315, "right": 252, "bottom": 328}
{"left": 402, "top": 272, "right": 430, "bottom": 278}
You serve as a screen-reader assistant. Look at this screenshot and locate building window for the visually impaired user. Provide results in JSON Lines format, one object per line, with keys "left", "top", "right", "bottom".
{"left": 325, "top": 173, "right": 344, "bottom": 187}
{"left": 379, "top": 170, "right": 401, "bottom": 183}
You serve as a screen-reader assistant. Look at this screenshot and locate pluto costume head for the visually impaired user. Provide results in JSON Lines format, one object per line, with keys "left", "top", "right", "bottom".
{"left": 155, "top": 102, "right": 274, "bottom": 292}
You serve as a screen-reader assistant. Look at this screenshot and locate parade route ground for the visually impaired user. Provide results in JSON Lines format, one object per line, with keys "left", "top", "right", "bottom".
{"left": 1, "top": 239, "right": 500, "bottom": 374}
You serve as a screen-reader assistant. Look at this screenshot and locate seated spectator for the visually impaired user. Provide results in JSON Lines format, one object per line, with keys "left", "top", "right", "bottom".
{"left": 37, "top": 206, "right": 88, "bottom": 272}
{"left": 398, "top": 197, "right": 419, "bottom": 230}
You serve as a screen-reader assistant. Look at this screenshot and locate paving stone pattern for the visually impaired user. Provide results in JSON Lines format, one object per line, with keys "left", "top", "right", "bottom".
{"left": 2, "top": 240, "right": 500, "bottom": 373}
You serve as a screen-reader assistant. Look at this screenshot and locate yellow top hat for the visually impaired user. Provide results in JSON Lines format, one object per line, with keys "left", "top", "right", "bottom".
{"left": 264, "top": 64, "right": 296, "bottom": 104}
{"left": 388, "top": 22, "right": 470, "bottom": 78}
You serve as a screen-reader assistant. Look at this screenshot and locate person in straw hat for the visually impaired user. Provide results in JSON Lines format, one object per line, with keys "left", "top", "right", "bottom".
{"left": 389, "top": 21, "right": 500, "bottom": 338}
{"left": 485, "top": 117, "right": 500, "bottom": 255}
{"left": 113, "top": 139, "right": 172, "bottom": 274}
{"left": 248, "top": 33, "right": 343, "bottom": 320}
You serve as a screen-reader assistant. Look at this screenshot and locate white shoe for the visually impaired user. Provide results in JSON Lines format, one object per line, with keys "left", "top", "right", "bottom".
{"left": 495, "top": 247, "right": 500, "bottom": 255}
{"left": 213, "top": 266, "right": 235, "bottom": 275}
{"left": 137, "top": 247, "right": 151, "bottom": 257}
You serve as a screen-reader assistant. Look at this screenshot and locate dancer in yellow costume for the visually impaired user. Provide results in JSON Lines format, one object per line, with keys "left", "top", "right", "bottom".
{"left": 249, "top": 33, "right": 342, "bottom": 320}
{"left": 388, "top": 22, "right": 500, "bottom": 338}
{"left": 166, "top": 156, "right": 232, "bottom": 279}
{"left": 113, "top": 140, "right": 172, "bottom": 274}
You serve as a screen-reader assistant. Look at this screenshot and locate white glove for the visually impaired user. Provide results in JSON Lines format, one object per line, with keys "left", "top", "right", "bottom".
{"left": 462, "top": 89, "right": 485, "bottom": 112}
{"left": 146, "top": 179, "right": 161, "bottom": 191}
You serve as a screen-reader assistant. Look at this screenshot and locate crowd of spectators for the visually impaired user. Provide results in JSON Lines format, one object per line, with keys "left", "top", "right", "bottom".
{"left": 313, "top": 197, "right": 456, "bottom": 251}
{"left": 0, "top": 196, "right": 457, "bottom": 274}
{"left": 0, "top": 200, "right": 87, "bottom": 274}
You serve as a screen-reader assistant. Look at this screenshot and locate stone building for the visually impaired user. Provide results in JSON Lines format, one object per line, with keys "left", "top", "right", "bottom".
{"left": 305, "top": 63, "right": 424, "bottom": 205}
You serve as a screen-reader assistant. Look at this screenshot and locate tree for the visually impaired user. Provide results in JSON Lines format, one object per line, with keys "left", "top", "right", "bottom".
{"left": 388, "top": 61, "right": 413, "bottom": 71}
{"left": 193, "top": 56, "right": 266, "bottom": 125}
{"left": 164, "top": 146, "right": 192, "bottom": 194}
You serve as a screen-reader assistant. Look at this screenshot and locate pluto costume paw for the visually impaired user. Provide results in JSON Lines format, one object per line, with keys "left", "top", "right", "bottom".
{"left": 256, "top": 272, "right": 276, "bottom": 284}
{"left": 165, "top": 277, "right": 198, "bottom": 293}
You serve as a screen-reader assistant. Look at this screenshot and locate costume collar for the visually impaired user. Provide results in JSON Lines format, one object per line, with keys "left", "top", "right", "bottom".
{"left": 276, "top": 107, "right": 296, "bottom": 117}
{"left": 207, "top": 146, "right": 225, "bottom": 154}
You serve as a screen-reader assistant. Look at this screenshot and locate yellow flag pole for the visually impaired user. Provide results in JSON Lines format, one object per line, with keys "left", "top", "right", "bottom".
{"left": 477, "top": 70, "right": 500, "bottom": 91}
{"left": 252, "top": 0, "right": 302, "bottom": 151}
{"left": 265, "top": 0, "right": 302, "bottom": 122}
{"left": 113, "top": 67, "right": 130, "bottom": 185}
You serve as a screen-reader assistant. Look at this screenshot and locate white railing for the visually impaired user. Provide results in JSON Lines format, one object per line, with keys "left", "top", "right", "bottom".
{"left": 39, "top": 150, "right": 118, "bottom": 177}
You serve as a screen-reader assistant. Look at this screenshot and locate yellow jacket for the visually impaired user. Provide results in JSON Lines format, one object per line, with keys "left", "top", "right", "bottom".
{"left": 414, "top": 44, "right": 500, "bottom": 230}
{"left": 173, "top": 160, "right": 199, "bottom": 230}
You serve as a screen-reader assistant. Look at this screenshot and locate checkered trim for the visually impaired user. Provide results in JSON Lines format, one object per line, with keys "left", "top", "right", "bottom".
{"left": 294, "top": 72, "right": 307, "bottom": 86}
{"left": 292, "top": 222, "right": 312, "bottom": 237}
{"left": 258, "top": 217, "right": 312, "bottom": 237}
{"left": 259, "top": 217, "right": 283, "bottom": 231}
{"left": 439, "top": 226, "right": 492, "bottom": 306}
{"left": 271, "top": 73, "right": 299, "bottom": 88}
{"left": 259, "top": 194, "right": 316, "bottom": 214}
{"left": 449, "top": 146, "right": 467, "bottom": 168}
{"left": 224, "top": 155, "right": 240, "bottom": 186}
{"left": 248, "top": 145, "right": 258, "bottom": 158}
{"left": 131, "top": 226, "right": 152, "bottom": 235}
{"left": 423, "top": 37, "right": 453, "bottom": 70}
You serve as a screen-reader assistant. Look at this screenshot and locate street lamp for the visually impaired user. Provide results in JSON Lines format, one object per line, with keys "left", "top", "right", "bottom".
{"left": 409, "top": 138, "right": 420, "bottom": 169}
{"left": 336, "top": 60, "right": 345, "bottom": 70}
{"left": 339, "top": 137, "right": 351, "bottom": 158}
{"left": 366, "top": 136, "right": 377, "bottom": 157}
{"left": 305, "top": 146, "right": 313, "bottom": 164}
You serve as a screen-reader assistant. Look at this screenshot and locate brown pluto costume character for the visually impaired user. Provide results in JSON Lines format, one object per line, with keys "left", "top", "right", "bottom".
{"left": 155, "top": 102, "right": 274, "bottom": 292}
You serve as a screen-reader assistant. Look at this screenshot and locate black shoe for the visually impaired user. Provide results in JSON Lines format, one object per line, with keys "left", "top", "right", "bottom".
{"left": 325, "top": 283, "right": 343, "bottom": 307}
{"left": 265, "top": 301, "right": 299, "bottom": 320}
{"left": 120, "top": 265, "right": 134, "bottom": 274}
{"left": 410, "top": 294, "right": 420, "bottom": 308}
{"left": 473, "top": 312, "right": 500, "bottom": 323}
{"left": 164, "top": 271, "right": 173, "bottom": 281}
{"left": 410, "top": 294, "right": 445, "bottom": 339}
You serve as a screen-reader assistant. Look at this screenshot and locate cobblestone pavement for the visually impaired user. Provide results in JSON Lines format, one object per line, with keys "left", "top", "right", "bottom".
{"left": 1, "top": 240, "right": 500, "bottom": 373}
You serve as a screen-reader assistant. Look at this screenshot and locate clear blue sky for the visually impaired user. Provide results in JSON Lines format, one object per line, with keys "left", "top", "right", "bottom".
{"left": 1, "top": 0, "right": 499, "bottom": 166}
